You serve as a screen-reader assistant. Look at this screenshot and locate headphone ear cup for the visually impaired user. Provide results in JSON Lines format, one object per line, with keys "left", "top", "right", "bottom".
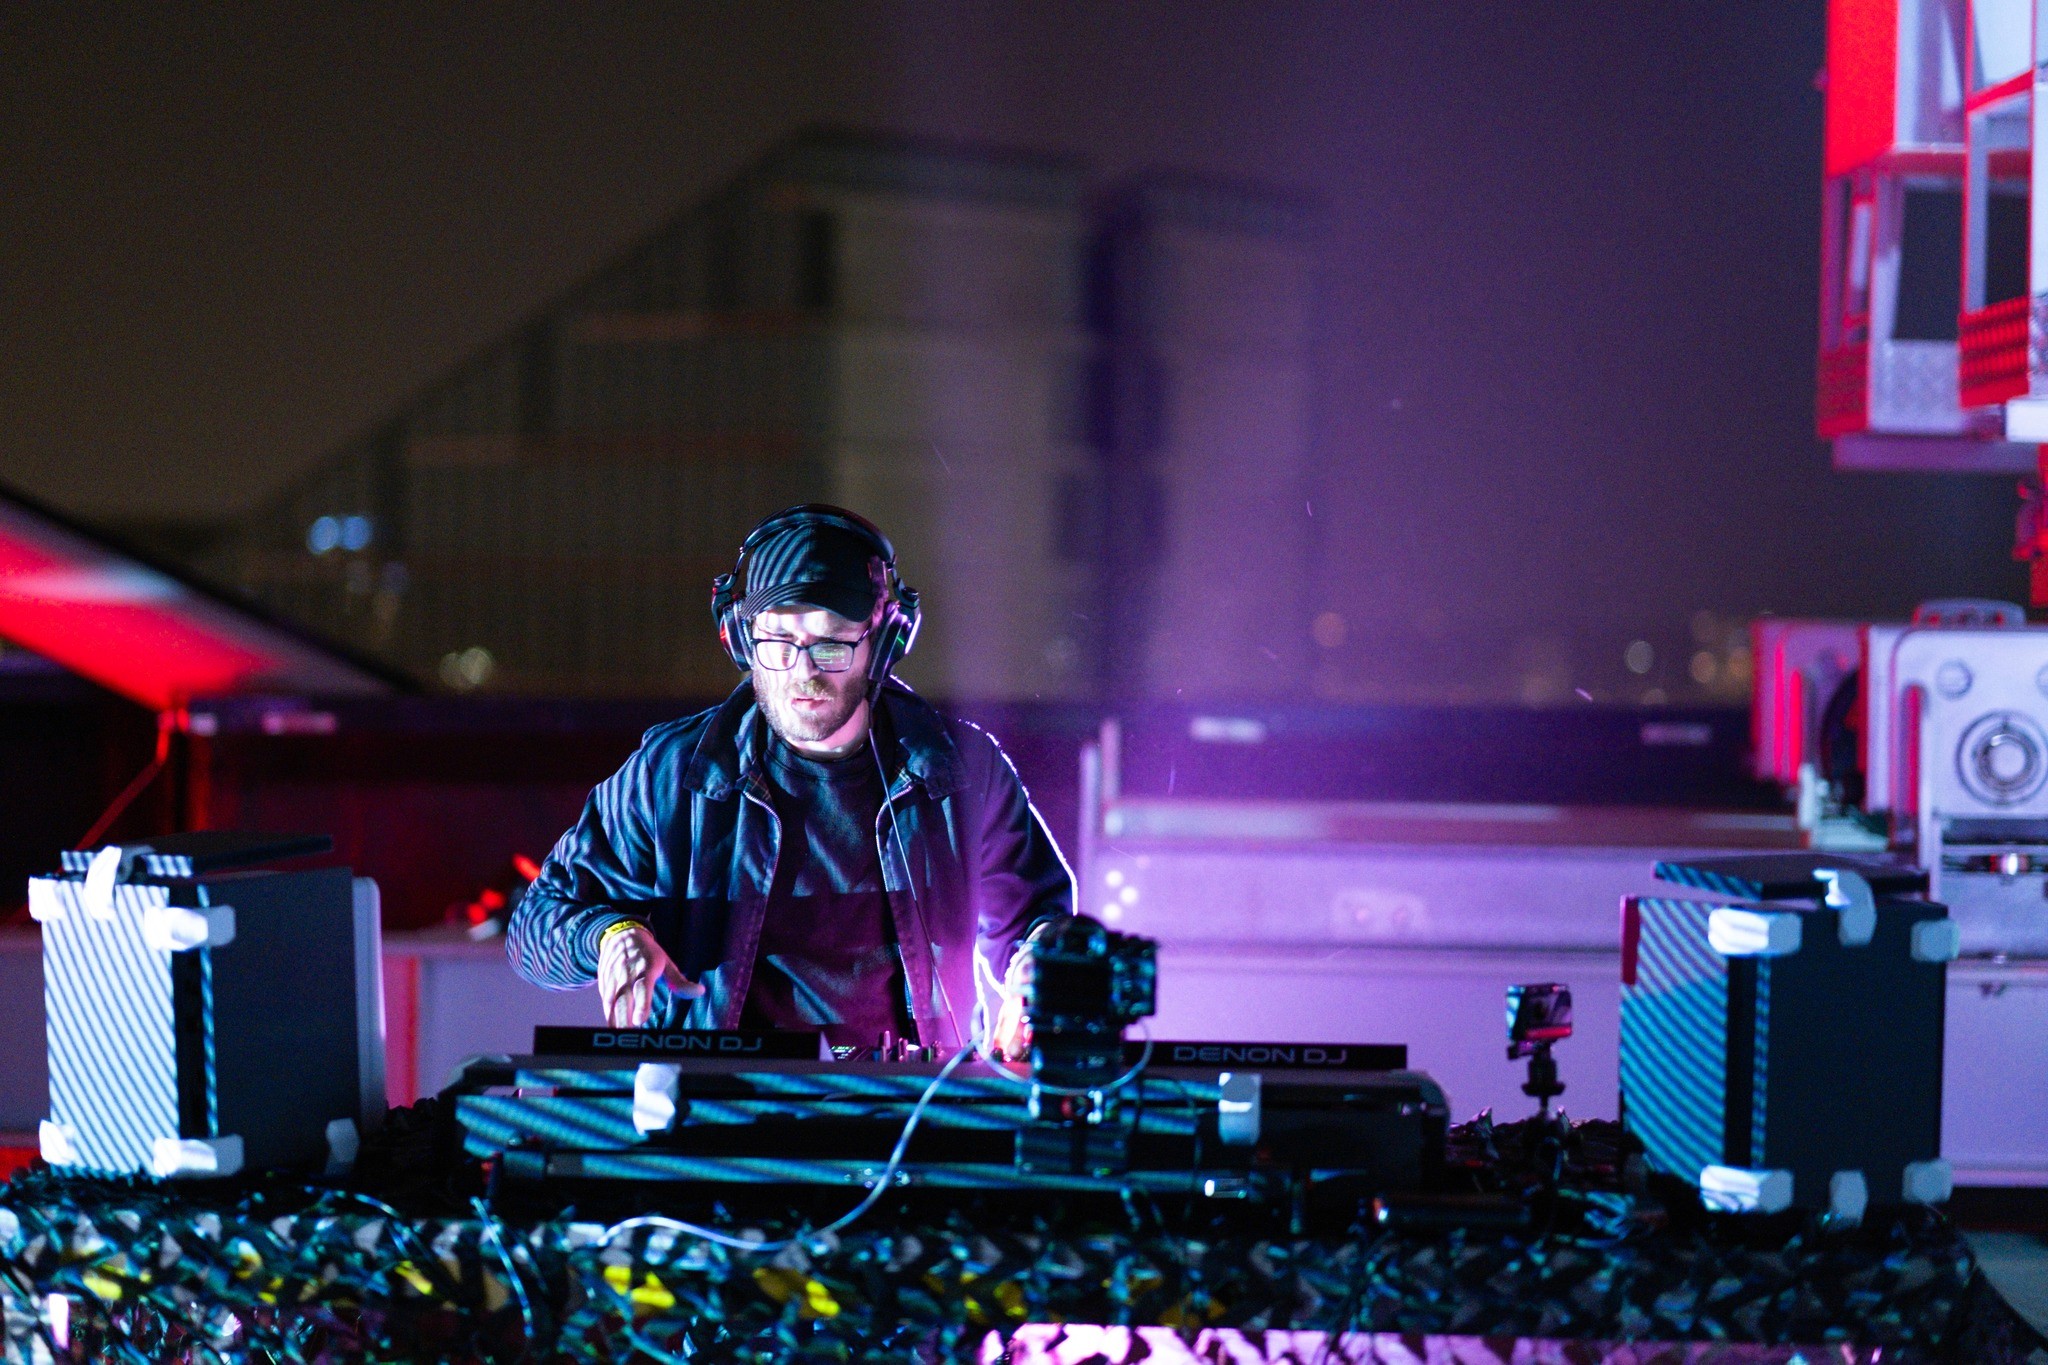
{"left": 865, "top": 587, "right": 920, "bottom": 688}
{"left": 720, "top": 616, "right": 752, "bottom": 671}
{"left": 865, "top": 612, "right": 900, "bottom": 688}
{"left": 893, "top": 585, "right": 921, "bottom": 664}
{"left": 711, "top": 572, "right": 750, "bottom": 671}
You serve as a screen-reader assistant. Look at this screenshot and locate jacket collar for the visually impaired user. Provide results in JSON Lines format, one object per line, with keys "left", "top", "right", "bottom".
{"left": 681, "top": 677, "right": 964, "bottom": 801}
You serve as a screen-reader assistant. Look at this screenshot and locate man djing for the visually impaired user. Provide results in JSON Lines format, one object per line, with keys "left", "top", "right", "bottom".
{"left": 507, "top": 505, "right": 1072, "bottom": 1056}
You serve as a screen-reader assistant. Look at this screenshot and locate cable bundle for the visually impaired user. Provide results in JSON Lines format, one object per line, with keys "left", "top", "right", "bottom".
{"left": 1, "top": 1115, "right": 2038, "bottom": 1364}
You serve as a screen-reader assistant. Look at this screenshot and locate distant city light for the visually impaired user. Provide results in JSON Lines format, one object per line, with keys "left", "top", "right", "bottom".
{"left": 1624, "top": 640, "right": 1654, "bottom": 675}
{"left": 439, "top": 646, "right": 496, "bottom": 690}
{"left": 309, "top": 514, "right": 373, "bottom": 554}
{"left": 1312, "top": 611, "right": 1347, "bottom": 649}
{"left": 1689, "top": 650, "right": 1719, "bottom": 685}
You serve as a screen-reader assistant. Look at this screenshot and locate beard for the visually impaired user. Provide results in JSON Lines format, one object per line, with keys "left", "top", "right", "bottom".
{"left": 755, "top": 667, "right": 866, "bottom": 746}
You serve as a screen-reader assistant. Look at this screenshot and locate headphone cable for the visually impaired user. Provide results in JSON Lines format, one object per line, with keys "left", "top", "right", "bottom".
{"left": 868, "top": 706, "right": 967, "bottom": 1052}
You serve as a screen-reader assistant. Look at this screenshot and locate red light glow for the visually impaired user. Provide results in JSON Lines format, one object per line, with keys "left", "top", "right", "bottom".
{"left": 0, "top": 492, "right": 391, "bottom": 709}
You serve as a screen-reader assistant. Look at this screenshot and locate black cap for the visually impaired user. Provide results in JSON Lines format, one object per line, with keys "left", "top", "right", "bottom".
{"left": 741, "top": 520, "right": 880, "bottom": 623}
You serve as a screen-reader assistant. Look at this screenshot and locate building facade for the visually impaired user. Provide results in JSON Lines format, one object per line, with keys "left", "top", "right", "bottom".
{"left": 207, "top": 130, "right": 1324, "bottom": 702}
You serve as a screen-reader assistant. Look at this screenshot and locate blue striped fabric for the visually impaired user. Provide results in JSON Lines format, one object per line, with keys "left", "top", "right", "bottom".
{"left": 514, "top": 1066, "right": 1046, "bottom": 1101}
{"left": 1652, "top": 854, "right": 1924, "bottom": 903}
{"left": 1752, "top": 964, "right": 1770, "bottom": 1163}
{"left": 1620, "top": 897, "right": 1733, "bottom": 1183}
{"left": 1624, "top": 884, "right": 1951, "bottom": 1208}
{"left": 553, "top": 1152, "right": 1209, "bottom": 1193}
{"left": 1651, "top": 862, "right": 1765, "bottom": 900}
{"left": 676, "top": 1099, "right": 1033, "bottom": 1133}
{"left": 459, "top": 1095, "right": 642, "bottom": 1153}
{"left": 460, "top": 1073, "right": 1207, "bottom": 1164}
{"left": 41, "top": 881, "right": 183, "bottom": 1174}
{"left": 508, "top": 1062, "right": 1223, "bottom": 1111}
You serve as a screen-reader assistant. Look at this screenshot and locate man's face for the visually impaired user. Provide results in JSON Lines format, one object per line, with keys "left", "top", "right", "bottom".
{"left": 749, "top": 604, "right": 873, "bottom": 751}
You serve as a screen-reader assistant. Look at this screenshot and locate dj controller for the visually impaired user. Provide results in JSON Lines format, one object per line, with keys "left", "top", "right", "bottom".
{"left": 447, "top": 1028, "right": 1448, "bottom": 1209}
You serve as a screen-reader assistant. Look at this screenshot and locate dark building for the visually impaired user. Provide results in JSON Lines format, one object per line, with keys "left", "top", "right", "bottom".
{"left": 202, "top": 129, "right": 1324, "bottom": 702}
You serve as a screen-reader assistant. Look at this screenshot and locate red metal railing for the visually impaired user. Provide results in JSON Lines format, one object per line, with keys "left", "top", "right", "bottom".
{"left": 1959, "top": 296, "right": 2030, "bottom": 409}
{"left": 1816, "top": 343, "right": 1870, "bottom": 438}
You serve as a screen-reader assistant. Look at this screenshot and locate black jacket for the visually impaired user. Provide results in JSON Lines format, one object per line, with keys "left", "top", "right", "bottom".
{"left": 506, "top": 678, "right": 1073, "bottom": 1046}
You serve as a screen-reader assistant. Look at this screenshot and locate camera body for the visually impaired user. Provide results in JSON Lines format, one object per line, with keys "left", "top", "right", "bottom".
{"left": 1504, "top": 981, "right": 1573, "bottom": 1116}
{"left": 1016, "top": 915, "right": 1157, "bottom": 1087}
{"left": 1504, "top": 982, "right": 1573, "bottom": 1061}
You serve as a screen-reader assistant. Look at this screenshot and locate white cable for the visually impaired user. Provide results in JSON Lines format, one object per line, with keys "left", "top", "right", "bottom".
{"left": 972, "top": 943, "right": 1012, "bottom": 1053}
{"left": 597, "top": 1021, "right": 1155, "bottom": 1257}
{"left": 974, "top": 1022, "right": 1155, "bottom": 1099}
{"left": 598, "top": 1043, "right": 973, "bottom": 1254}
{"left": 974, "top": 944, "right": 1006, "bottom": 1004}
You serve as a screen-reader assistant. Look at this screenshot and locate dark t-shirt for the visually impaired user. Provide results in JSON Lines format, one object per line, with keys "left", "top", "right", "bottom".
{"left": 737, "top": 737, "right": 914, "bottom": 1047}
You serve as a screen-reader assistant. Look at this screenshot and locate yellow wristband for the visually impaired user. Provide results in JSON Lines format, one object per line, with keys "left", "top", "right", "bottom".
{"left": 599, "top": 920, "right": 640, "bottom": 947}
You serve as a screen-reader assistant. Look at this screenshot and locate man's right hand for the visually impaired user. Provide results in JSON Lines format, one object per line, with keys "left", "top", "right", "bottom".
{"left": 597, "top": 924, "right": 704, "bottom": 1028}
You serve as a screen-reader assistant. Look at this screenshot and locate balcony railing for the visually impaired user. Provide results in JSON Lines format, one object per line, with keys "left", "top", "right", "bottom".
{"left": 1959, "top": 296, "right": 2029, "bottom": 409}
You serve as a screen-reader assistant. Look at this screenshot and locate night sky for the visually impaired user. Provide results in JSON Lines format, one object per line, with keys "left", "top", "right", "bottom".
{"left": 0, "top": 3, "right": 2028, "bottom": 696}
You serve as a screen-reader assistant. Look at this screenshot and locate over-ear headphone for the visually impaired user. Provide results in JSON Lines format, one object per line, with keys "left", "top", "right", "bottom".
{"left": 710, "top": 504, "right": 922, "bottom": 689}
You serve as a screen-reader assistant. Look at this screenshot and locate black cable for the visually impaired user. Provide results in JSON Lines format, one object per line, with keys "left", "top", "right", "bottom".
{"left": 472, "top": 1196, "right": 537, "bottom": 1344}
{"left": 600, "top": 1043, "right": 973, "bottom": 1254}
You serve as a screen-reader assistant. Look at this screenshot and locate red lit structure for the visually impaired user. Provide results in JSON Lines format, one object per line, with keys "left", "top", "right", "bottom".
{"left": 1818, "top": 0, "right": 2037, "bottom": 471}
{"left": 1956, "top": 5, "right": 2032, "bottom": 410}
{"left": 0, "top": 484, "right": 397, "bottom": 711}
{"left": 1818, "top": 0, "right": 2048, "bottom": 605}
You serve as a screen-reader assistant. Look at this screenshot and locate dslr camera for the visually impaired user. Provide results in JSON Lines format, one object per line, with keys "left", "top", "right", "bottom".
{"left": 1015, "top": 915, "right": 1157, "bottom": 1088}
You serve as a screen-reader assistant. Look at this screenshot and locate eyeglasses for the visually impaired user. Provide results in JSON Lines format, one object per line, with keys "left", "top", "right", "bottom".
{"left": 750, "top": 630, "right": 869, "bottom": 672}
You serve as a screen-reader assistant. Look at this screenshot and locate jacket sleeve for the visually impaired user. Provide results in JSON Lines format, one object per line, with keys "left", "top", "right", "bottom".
{"left": 506, "top": 736, "right": 666, "bottom": 991}
{"left": 964, "top": 723, "right": 1074, "bottom": 976}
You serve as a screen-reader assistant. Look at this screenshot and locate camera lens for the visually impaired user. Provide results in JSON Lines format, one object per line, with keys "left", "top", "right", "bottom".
{"left": 1957, "top": 711, "right": 2048, "bottom": 806}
